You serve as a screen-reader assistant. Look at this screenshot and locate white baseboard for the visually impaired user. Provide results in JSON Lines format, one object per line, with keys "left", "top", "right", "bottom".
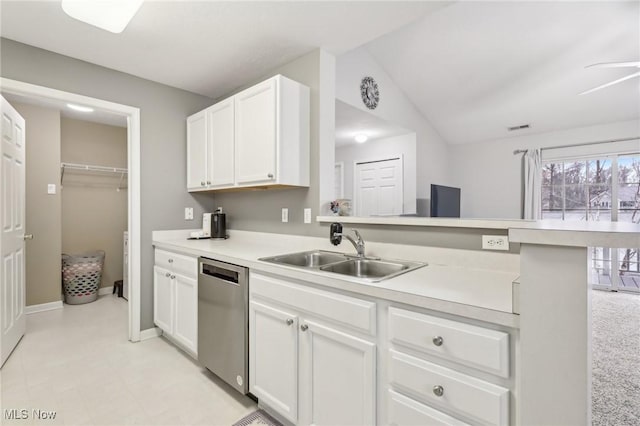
{"left": 140, "top": 327, "right": 162, "bottom": 341}
{"left": 25, "top": 300, "right": 63, "bottom": 315}
{"left": 98, "top": 286, "right": 114, "bottom": 296}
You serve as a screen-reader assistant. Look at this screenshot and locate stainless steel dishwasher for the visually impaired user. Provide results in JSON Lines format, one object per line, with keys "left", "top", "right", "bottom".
{"left": 198, "top": 257, "right": 248, "bottom": 394}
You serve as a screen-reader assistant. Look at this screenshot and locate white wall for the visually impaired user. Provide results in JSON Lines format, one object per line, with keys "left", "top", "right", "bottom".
{"left": 336, "top": 133, "right": 417, "bottom": 214}
{"left": 335, "top": 47, "right": 450, "bottom": 215}
{"left": 450, "top": 119, "right": 640, "bottom": 219}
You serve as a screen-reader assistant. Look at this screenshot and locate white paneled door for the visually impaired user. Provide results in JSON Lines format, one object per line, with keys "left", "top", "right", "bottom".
{"left": 1, "top": 96, "right": 26, "bottom": 367}
{"left": 355, "top": 157, "right": 403, "bottom": 217}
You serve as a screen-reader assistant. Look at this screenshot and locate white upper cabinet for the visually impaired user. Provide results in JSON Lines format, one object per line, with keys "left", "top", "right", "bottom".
{"left": 186, "top": 110, "right": 208, "bottom": 190}
{"left": 235, "top": 78, "right": 277, "bottom": 184}
{"left": 207, "top": 98, "right": 235, "bottom": 187}
{"left": 187, "top": 75, "right": 310, "bottom": 192}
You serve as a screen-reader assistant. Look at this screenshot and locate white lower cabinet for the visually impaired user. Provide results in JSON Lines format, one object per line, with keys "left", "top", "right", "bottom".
{"left": 153, "top": 266, "right": 174, "bottom": 333}
{"left": 249, "top": 273, "right": 377, "bottom": 426}
{"left": 153, "top": 249, "right": 198, "bottom": 357}
{"left": 172, "top": 273, "right": 198, "bottom": 353}
{"left": 250, "top": 301, "right": 299, "bottom": 424}
{"left": 387, "top": 306, "right": 511, "bottom": 426}
{"left": 300, "top": 320, "right": 376, "bottom": 426}
{"left": 388, "top": 389, "right": 470, "bottom": 426}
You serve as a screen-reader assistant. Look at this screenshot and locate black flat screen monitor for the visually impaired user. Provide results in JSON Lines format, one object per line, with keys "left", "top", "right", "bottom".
{"left": 430, "top": 184, "right": 461, "bottom": 218}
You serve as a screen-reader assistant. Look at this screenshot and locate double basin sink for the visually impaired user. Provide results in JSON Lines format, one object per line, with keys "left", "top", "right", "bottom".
{"left": 259, "top": 250, "right": 426, "bottom": 282}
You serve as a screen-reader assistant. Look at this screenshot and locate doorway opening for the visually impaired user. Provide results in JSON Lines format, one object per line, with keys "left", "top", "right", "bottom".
{"left": 0, "top": 78, "right": 141, "bottom": 356}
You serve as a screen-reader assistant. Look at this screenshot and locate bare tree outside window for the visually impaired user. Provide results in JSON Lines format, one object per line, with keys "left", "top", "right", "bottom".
{"left": 541, "top": 153, "right": 640, "bottom": 292}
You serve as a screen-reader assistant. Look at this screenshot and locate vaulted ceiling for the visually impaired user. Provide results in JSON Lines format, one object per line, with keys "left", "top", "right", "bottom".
{"left": 364, "top": 1, "right": 640, "bottom": 144}
{"left": 2, "top": 1, "right": 637, "bottom": 145}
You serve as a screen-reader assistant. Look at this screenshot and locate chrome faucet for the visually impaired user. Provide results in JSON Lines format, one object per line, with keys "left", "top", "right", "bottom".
{"left": 330, "top": 223, "right": 366, "bottom": 258}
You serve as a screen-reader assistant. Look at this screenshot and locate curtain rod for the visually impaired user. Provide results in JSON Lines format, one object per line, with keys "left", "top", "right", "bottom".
{"left": 512, "top": 136, "right": 640, "bottom": 155}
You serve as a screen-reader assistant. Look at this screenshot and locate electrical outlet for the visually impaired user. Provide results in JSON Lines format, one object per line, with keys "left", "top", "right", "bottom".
{"left": 281, "top": 208, "right": 289, "bottom": 223}
{"left": 303, "top": 208, "right": 312, "bottom": 224}
{"left": 184, "top": 207, "right": 194, "bottom": 220}
{"left": 47, "top": 184, "right": 56, "bottom": 195}
{"left": 482, "top": 235, "right": 509, "bottom": 251}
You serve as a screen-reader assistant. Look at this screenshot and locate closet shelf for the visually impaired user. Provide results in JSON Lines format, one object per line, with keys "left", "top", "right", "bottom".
{"left": 60, "top": 162, "right": 128, "bottom": 189}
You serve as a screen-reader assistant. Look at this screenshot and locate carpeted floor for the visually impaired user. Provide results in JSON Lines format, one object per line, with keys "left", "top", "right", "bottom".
{"left": 592, "top": 290, "right": 640, "bottom": 426}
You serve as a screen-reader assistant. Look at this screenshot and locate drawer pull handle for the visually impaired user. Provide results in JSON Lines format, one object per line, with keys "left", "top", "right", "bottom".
{"left": 433, "top": 385, "right": 444, "bottom": 397}
{"left": 168, "top": 259, "right": 174, "bottom": 263}
{"left": 286, "top": 319, "right": 294, "bottom": 326}
{"left": 432, "top": 336, "right": 444, "bottom": 346}
{"left": 300, "top": 324, "right": 309, "bottom": 332}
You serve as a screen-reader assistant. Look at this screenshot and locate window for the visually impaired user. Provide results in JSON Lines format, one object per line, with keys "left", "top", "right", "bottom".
{"left": 542, "top": 153, "right": 640, "bottom": 293}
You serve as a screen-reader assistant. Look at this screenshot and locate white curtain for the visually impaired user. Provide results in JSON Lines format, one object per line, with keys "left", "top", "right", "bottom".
{"left": 523, "top": 148, "right": 542, "bottom": 220}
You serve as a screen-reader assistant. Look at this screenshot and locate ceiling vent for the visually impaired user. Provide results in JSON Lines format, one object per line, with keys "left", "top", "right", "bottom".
{"left": 507, "top": 124, "right": 531, "bottom": 132}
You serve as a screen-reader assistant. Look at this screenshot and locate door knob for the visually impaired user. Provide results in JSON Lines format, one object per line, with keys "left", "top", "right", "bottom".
{"left": 432, "top": 336, "right": 444, "bottom": 347}
{"left": 267, "top": 173, "right": 274, "bottom": 179}
{"left": 23, "top": 234, "right": 34, "bottom": 240}
{"left": 286, "top": 318, "right": 294, "bottom": 326}
{"left": 165, "top": 272, "right": 171, "bottom": 278}
{"left": 300, "top": 324, "right": 308, "bottom": 332}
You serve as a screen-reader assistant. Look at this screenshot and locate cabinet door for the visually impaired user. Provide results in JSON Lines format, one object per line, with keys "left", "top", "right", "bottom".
{"left": 207, "top": 98, "right": 235, "bottom": 187}
{"left": 300, "top": 320, "right": 376, "bottom": 426}
{"left": 153, "top": 266, "right": 174, "bottom": 334}
{"left": 249, "top": 300, "right": 298, "bottom": 424}
{"left": 173, "top": 273, "right": 198, "bottom": 355}
{"left": 234, "top": 78, "right": 277, "bottom": 184}
{"left": 187, "top": 110, "right": 208, "bottom": 190}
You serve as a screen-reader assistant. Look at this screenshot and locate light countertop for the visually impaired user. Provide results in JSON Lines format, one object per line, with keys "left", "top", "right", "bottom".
{"left": 317, "top": 216, "right": 639, "bottom": 248}
{"left": 316, "top": 215, "right": 536, "bottom": 230}
{"left": 153, "top": 230, "right": 520, "bottom": 328}
{"left": 509, "top": 220, "right": 640, "bottom": 248}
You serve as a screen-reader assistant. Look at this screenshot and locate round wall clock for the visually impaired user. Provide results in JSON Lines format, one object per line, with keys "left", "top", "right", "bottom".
{"left": 360, "top": 76, "right": 379, "bottom": 110}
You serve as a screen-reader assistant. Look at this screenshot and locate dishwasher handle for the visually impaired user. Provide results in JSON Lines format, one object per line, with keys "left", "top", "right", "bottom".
{"left": 200, "top": 263, "right": 239, "bottom": 284}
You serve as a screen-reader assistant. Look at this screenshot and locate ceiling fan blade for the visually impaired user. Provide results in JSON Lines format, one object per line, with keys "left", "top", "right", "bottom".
{"left": 586, "top": 61, "right": 640, "bottom": 69}
{"left": 579, "top": 71, "right": 640, "bottom": 95}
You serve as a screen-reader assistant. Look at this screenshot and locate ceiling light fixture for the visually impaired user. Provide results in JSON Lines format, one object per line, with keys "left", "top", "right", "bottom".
{"left": 354, "top": 134, "right": 368, "bottom": 143}
{"left": 61, "top": 0, "right": 144, "bottom": 34}
{"left": 67, "top": 103, "right": 94, "bottom": 113}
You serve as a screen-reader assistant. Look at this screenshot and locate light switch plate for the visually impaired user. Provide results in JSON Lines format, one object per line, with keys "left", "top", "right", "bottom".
{"left": 304, "top": 208, "right": 311, "bottom": 224}
{"left": 482, "top": 235, "right": 509, "bottom": 251}
{"left": 281, "top": 208, "right": 289, "bottom": 223}
{"left": 47, "top": 184, "right": 56, "bottom": 195}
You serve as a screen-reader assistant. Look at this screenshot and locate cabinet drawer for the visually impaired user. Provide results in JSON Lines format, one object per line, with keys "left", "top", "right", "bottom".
{"left": 388, "top": 389, "right": 470, "bottom": 426}
{"left": 155, "top": 249, "right": 197, "bottom": 279}
{"left": 250, "top": 272, "right": 376, "bottom": 335}
{"left": 389, "top": 307, "right": 509, "bottom": 377}
{"left": 389, "top": 350, "right": 509, "bottom": 426}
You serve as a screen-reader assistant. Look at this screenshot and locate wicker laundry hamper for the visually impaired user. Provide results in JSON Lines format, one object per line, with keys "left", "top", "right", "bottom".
{"left": 62, "top": 251, "right": 105, "bottom": 305}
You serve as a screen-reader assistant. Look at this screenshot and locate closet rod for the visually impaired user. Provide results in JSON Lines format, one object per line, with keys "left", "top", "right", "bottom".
{"left": 512, "top": 136, "right": 640, "bottom": 155}
{"left": 60, "top": 162, "right": 128, "bottom": 185}
{"left": 61, "top": 162, "right": 128, "bottom": 173}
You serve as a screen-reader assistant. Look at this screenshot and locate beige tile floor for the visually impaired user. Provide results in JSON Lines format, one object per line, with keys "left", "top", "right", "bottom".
{"left": 0, "top": 295, "right": 256, "bottom": 425}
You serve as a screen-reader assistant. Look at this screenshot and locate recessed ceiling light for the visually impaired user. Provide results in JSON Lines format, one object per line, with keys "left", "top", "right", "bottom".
{"left": 354, "top": 134, "right": 368, "bottom": 143}
{"left": 67, "top": 103, "right": 94, "bottom": 113}
{"left": 61, "top": 0, "right": 144, "bottom": 34}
